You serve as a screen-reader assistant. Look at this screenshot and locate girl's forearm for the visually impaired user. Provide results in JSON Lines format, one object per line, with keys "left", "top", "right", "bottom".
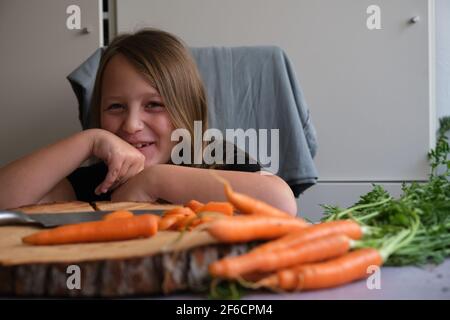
{"left": 0, "top": 129, "right": 100, "bottom": 208}
{"left": 147, "top": 164, "right": 298, "bottom": 215}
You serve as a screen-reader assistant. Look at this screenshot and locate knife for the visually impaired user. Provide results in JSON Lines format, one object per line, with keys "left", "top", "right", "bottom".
{"left": 0, "top": 209, "right": 166, "bottom": 228}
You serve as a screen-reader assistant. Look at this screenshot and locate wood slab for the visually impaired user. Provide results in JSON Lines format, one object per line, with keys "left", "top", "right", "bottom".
{"left": 13, "top": 201, "right": 95, "bottom": 214}
{"left": 0, "top": 201, "right": 250, "bottom": 297}
{"left": 93, "top": 201, "right": 178, "bottom": 212}
{"left": 0, "top": 227, "right": 218, "bottom": 266}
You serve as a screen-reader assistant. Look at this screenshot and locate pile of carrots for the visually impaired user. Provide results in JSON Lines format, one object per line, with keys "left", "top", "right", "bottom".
{"left": 22, "top": 175, "right": 389, "bottom": 294}
{"left": 202, "top": 179, "right": 389, "bottom": 292}
{"left": 207, "top": 219, "right": 385, "bottom": 292}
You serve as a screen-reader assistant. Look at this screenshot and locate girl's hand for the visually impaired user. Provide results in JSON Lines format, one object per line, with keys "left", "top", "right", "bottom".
{"left": 110, "top": 167, "right": 158, "bottom": 202}
{"left": 91, "top": 129, "right": 146, "bottom": 195}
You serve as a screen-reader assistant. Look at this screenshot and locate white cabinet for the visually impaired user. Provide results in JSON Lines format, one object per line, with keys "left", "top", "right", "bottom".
{"left": 0, "top": 0, "right": 102, "bottom": 166}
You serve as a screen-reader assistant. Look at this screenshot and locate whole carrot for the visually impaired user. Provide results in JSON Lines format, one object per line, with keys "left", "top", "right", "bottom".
{"left": 209, "top": 234, "right": 352, "bottom": 279}
{"left": 212, "top": 173, "right": 299, "bottom": 219}
{"left": 22, "top": 214, "right": 159, "bottom": 245}
{"left": 257, "top": 248, "right": 383, "bottom": 291}
{"left": 251, "top": 220, "right": 364, "bottom": 253}
{"left": 102, "top": 210, "right": 134, "bottom": 221}
{"left": 207, "top": 215, "right": 307, "bottom": 243}
{"left": 195, "top": 202, "right": 234, "bottom": 216}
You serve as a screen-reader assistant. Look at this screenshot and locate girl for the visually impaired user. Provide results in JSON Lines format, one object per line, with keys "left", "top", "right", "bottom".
{"left": 0, "top": 29, "right": 297, "bottom": 215}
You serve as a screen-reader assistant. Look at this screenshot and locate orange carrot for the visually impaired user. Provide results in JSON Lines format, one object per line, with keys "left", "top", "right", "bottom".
{"left": 22, "top": 214, "right": 159, "bottom": 245}
{"left": 189, "top": 216, "right": 213, "bottom": 229}
{"left": 213, "top": 173, "right": 299, "bottom": 220}
{"left": 163, "top": 207, "right": 195, "bottom": 217}
{"left": 189, "top": 212, "right": 230, "bottom": 230}
{"left": 207, "top": 215, "right": 307, "bottom": 243}
{"left": 209, "top": 234, "right": 352, "bottom": 279}
{"left": 257, "top": 248, "right": 383, "bottom": 291}
{"left": 195, "top": 202, "right": 234, "bottom": 216}
{"left": 102, "top": 210, "right": 134, "bottom": 221}
{"left": 173, "top": 211, "right": 198, "bottom": 231}
{"left": 159, "top": 215, "right": 182, "bottom": 231}
{"left": 185, "top": 200, "right": 204, "bottom": 212}
{"left": 159, "top": 207, "right": 197, "bottom": 231}
{"left": 251, "top": 220, "right": 363, "bottom": 253}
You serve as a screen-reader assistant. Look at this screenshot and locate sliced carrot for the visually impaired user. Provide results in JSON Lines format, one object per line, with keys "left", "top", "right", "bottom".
{"left": 258, "top": 248, "right": 383, "bottom": 291}
{"left": 195, "top": 202, "right": 234, "bottom": 216}
{"left": 163, "top": 207, "right": 195, "bottom": 217}
{"left": 159, "top": 215, "right": 182, "bottom": 231}
{"left": 207, "top": 215, "right": 307, "bottom": 243}
{"left": 158, "top": 207, "right": 197, "bottom": 231}
{"left": 102, "top": 210, "right": 134, "bottom": 221}
{"left": 184, "top": 200, "right": 204, "bottom": 212}
{"left": 189, "top": 212, "right": 229, "bottom": 230}
{"left": 173, "top": 211, "right": 197, "bottom": 231}
{"left": 22, "top": 214, "right": 159, "bottom": 245}
{"left": 251, "top": 220, "right": 363, "bottom": 253}
{"left": 209, "top": 234, "right": 352, "bottom": 279}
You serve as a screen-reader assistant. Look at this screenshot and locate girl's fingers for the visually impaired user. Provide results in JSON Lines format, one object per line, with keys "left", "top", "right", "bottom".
{"left": 95, "top": 154, "right": 144, "bottom": 195}
{"left": 109, "top": 162, "right": 132, "bottom": 191}
{"left": 116, "top": 158, "right": 145, "bottom": 185}
{"left": 128, "top": 160, "right": 145, "bottom": 177}
{"left": 96, "top": 161, "right": 123, "bottom": 195}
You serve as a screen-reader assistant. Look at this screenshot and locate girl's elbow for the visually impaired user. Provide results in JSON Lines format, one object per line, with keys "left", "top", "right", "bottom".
{"left": 267, "top": 176, "right": 298, "bottom": 216}
{"left": 277, "top": 190, "right": 297, "bottom": 216}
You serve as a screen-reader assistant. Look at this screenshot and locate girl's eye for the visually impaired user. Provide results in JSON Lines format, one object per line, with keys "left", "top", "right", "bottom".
{"left": 106, "top": 103, "right": 125, "bottom": 111}
{"left": 146, "top": 102, "right": 164, "bottom": 110}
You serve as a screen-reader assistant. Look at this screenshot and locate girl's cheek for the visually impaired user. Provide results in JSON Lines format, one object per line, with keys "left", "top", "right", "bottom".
{"left": 101, "top": 115, "right": 119, "bottom": 133}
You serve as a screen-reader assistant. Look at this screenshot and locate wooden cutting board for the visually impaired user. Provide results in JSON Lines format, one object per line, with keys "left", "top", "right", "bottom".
{"left": 12, "top": 201, "right": 95, "bottom": 213}
{"left": 0, "top": 201, "right": 249, "bottom": 297}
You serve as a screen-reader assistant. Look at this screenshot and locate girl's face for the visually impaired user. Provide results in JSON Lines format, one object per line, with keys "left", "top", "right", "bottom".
{"left": 100, "top": 54, "right": 176, "bottom": 167}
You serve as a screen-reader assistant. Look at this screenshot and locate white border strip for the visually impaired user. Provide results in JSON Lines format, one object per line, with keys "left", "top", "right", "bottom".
{"left": 98, "top": 0, "right": 104, "bottom": 47}
{"left": 429, "top": 0, "right": 437, "bottom": 149}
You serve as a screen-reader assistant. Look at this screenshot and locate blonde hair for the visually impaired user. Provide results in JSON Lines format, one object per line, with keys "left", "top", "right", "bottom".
{"left": 90, "top": 28, "right": 208, "bottom": 163}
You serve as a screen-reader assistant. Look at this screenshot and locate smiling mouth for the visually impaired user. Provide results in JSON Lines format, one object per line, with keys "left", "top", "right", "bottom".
{"left": 131, "top": 142, "right": 155, "bottom": 149}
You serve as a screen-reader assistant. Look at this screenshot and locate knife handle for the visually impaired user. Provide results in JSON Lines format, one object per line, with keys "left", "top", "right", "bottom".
{"left": 0, "top": 211, "right": 37, "bottom": 226}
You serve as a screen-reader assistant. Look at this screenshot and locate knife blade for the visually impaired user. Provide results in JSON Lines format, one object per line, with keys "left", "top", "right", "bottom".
{"left": 0, "top": 209, "right": 166, "bottom": 228}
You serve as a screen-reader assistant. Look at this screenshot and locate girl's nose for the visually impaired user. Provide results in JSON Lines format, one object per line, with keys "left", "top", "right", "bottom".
{"left": 122, "top": 109, "right": 144, "bottom": 134}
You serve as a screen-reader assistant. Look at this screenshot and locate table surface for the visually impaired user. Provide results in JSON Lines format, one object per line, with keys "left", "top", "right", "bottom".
{"left": 155, "top": 259, "right": 450, "bottom": 300}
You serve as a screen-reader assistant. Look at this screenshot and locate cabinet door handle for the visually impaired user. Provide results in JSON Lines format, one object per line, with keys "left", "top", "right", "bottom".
{"left": 410, "top": 16, "right": 420, "bottom": 24}
{"left": 82, "top": 26, "right": 92, "bottom": 34}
